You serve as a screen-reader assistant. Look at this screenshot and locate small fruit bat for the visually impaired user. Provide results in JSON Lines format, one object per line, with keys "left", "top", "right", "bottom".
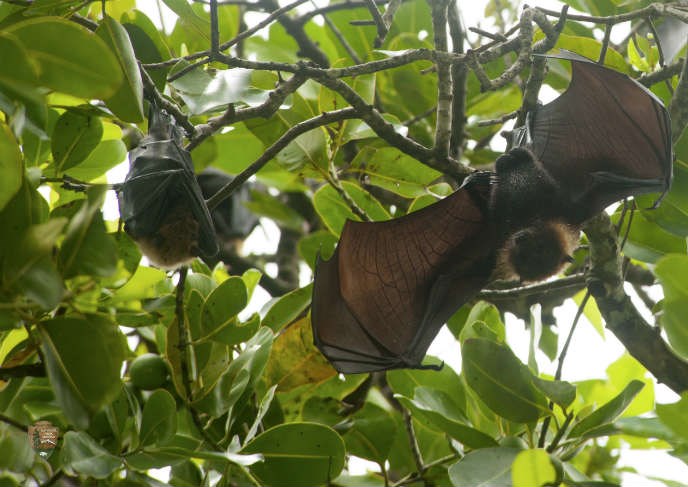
{"left": 197, "top": 167, "right": 259, "bottom": 266}
{"left": 120, "top": 102, "right": 218, "bottom": 268}
{"left": 311, "top": 50, "right": 673, "bottom": 373}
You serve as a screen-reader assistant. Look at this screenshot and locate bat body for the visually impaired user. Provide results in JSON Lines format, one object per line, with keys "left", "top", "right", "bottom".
{"left": 120, "top": 103, "right": 218, "bottom": 269}
{"left": 197, "top": 168, "right": 259, "bottom": 267}
{"left": 312, "top": 51, "right": 673, "bottom": 373}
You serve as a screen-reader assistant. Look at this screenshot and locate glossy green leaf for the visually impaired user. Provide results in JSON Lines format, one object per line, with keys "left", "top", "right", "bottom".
{"left": 140, "top": 389, "right": 177, "bottom": 447}
{"left": 344, "top": 402, "right": 397, "bottom": 464}
{"left": 65, "top": 139, "right": 127, "bottom": 182}
{"left": 449, "top": 447, "right": 520, "bottom": 487}
{"left": 462, "top": 338, "right": 549, "bottom": 423}
{"left": 0, "top": 423, "right": 35, "bottom": 473}
{"left": 568, "top": 380, "right": 645, "bottom": 438}
{"left": 298, "top": 230, "right": 338, "bottom": 270}
{"left": 531, "top": 377, "right": 576, "bottom": 409}
{"left": 612, "top": 211, "right": 686, "bottom": 263}
{"left": 162, "top": 0, "right": 210, "bottom": 43}
{"left": 0, "top": 123, "right": 23, "bottom": 212}
{"left": 5, "top": 17, "right": 121, "bottom": 99}
{"left": 511, "top": 449, "right": 557, "bottom": 487}
{"left": 201, "top": 276, "right": 250, "bottom": 344}
{"left": 61, "top": 431, "right": 122, "bottom": 478}
{"left": 171, "top": 65, "right": 257, "bottom": 115}
{"left": 0, "top": 31, "right": 39, "bottom": 89}
{"left": 58, "top": 187, "right": 118, "bottom": 278}
{"left": 39, "top": 315, "right": 126, "bottom": 429}
{"left": 313, "top": 181, "right": 390, "bottom": 236}
{"left": 655, "top": 254, "right": 688, "bottom": 359}
{"left": 51, "top": 109, "right": 103, "bottom": 173}
{"left": 396, "top": 387, "right": 497, "bottom": 448}
{"left": 262, "top": 284, "right": 313, "bottom": 332}
{"left": 96, "top": 15, "right": 144, "bottom": 123}
{"left": 192, "top": 327, "right": 273, "bottom": 418}
{"left": 2, "top": 217, "right": 66, "bottom": 309}
{"left": 656, "top": 394, "right": 688, "bottom": 442}
{"left": 242, "top": 422, "right": 345, "bottom": 486}
{"left": 387, "top": 357, "right": 463, "bottom": 402}
{"left": 351, "top": 146, "right": 441, "bottom": 198}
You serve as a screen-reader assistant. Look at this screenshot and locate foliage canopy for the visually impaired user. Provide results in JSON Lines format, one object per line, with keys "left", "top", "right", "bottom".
{"left": 1, "top": 0, "right": 688, "bottom": 486}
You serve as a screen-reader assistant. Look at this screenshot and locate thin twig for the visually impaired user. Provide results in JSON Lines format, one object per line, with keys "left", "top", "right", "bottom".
{"left": 403, "top": 408, "right": 425, "bottom": 475}
{"left": 363, "top": 0, "right": 388, "bottom": 46}
{"left": 206, "top": 108, "right": 359, "bottom": 210}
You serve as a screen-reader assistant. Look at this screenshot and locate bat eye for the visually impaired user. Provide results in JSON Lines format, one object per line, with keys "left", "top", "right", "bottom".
{"left": 563, "top": 255, "right": 575, "bottom": 264}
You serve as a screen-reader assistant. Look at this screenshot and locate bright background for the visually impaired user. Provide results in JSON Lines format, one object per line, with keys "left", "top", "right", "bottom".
{"left": 104, "top": 1, "right": 688, "bottom": 485}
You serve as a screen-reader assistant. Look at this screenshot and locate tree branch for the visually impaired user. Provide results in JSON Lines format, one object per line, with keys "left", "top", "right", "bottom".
{"left": 584, "top": 214, "right": 688, "bottom": 395}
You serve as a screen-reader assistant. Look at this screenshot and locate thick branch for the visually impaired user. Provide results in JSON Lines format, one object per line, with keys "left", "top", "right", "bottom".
{"left": 584, "top": 214, "right": 688, "bottom": 394}
{"left": 431, "top": 0, "right": 453, "bottom": 161}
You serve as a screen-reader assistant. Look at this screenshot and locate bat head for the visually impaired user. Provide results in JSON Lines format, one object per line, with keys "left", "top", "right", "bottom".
{"left": 496, "top": 220, "right": 579, "bottom": 283}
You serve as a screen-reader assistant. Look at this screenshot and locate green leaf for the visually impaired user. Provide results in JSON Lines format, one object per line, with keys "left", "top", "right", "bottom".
{"left": 396, "top": 387, "right": 497, "bottom": 448}
{"left": 344, "top": 402, "right": 397, "bottom": 465}
{"left": 351, "top": 146, "right": 441, "bottom": 198}
{"left": 51, "top": 108, "right": 103, "bottom": 173}
{"left": 3, "top": 218, "right": 67, "bottom": 309}
{"left": 313, "top": 181, "right": 390, "bottom": 236}
{"left": 201, "top": 276, "right": 252, "bottom": 345}
{"left": 656, "top": 393, "right": 688, "bottom": 442}
{"left": 61, "top": 431, "right": 122, "bottom": 479}
{"left": 242, "top": 422, "right": 345, "bottom": 486}
{"left": 58, "top": 187, "right": 118, "bottom": 278}
{"left": 612, "top": 211, "right": 687, "bottom": 263}
{"left": 531, "top": 377, "right": 576, "bottom": 409}
{"left": 0, "top": 123, "right": 22, "bottom": 212}
{"left": 462, "top": 338, "right": 548, "bottom": 423}
{"left": 140, "top": 389, "right": 177, "bottom": 447}
{"left": 162, "top": 0, "right": 210, "bottom": 43}
{"left": 5, "top": 17, "right": 121, "bottom": 99}
{"left": 0, "top": 423, "right": 35, "bottom": 474}
{"left": 96, "top": 16, "right": 144, "bottom": 123}
{"left": 192, "top": 327, "right": 273, "bottom": 418}
{"left": 262, "top": 284, "right": 313, "bottom": 332}
{"left": 568, "top": 380, "right": 645, "bottom": 438}
{"left": 387, "top": 357, "right": 463, "bottom": 402}
{"left": 170, "top": 64, "right": 254, "bottom": 115}
{"left": 65, "top": 139, "right": 127, "bottom": 182}
{"left": 511, "top": 449, "right": 557, "bottom": 487}
{"left": 655, "top": 254, "right": 688, "bottom": 359}
{"left": 298, "top": 230, "right": 338, "bottom": 270}
{"left": 38, "top": 315, "right": 126, "bottom": 429}
{"left": 449, "top": 447, "right": 520, "bottom": 487}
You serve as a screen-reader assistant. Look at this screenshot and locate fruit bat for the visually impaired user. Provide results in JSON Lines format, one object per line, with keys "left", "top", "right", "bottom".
{"left": 311, "top": 50, "right": 673, "bottom": 373}
{"left": 197, "top": 167, "right": 259, "bottom": 266}
{"left": 120, "top": 102, "right": 218, "bottom": 269}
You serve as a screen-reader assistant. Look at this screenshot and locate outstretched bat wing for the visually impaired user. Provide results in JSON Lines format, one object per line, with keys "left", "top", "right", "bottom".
{"left": 121, "top": 104, "right": 218, "bottom": 267}
{"left": 521, "top": 50, "right": 672, "bottom": 220}
{"left": 312, "top": 173, "right": 496, "bottom": 373}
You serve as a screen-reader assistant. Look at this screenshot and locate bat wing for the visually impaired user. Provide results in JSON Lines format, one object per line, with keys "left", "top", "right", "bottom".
{"left": 311, "top": 173, "right": 496, "bottom": 373}
{"left": 520, "top": 50, "right": 672, "bottom": 220}
{"left": 121, "top": 105, "right": 218, "bottom": 261}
